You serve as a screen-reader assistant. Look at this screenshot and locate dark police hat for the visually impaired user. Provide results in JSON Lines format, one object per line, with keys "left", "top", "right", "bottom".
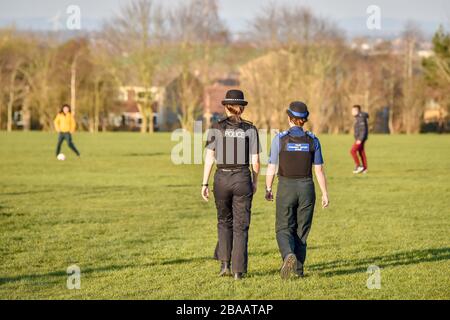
{"left": 287, "top": 101, "right": 309, "bottom": 119}
{"left": 221, "top": 89, "right": 248, "bottom": 106}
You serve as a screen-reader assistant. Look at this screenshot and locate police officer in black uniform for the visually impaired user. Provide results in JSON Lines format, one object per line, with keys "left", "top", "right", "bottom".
{"left": 265, "top": 101, "right": 329, "bottom": 279}
{"left": 201, "top": 90, "right": 261, "bottom": 281}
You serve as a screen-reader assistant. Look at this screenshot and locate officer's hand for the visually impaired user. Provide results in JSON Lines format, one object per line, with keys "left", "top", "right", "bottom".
{"left": 322, "top": 194, "right": 329, "bottom": 208}
{"left": 252, "top": 182, "right": 258, "bottom": 194}
{"left": 201, "top": 186, "right": 209, "bottom": 202}
{"left": 265, "top": 189, "right": 273, "bottom": 201}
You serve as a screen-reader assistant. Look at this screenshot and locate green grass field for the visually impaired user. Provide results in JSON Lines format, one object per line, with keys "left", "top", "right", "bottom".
{"left": 0, "top": 132, "right": 449, "bottom": 299}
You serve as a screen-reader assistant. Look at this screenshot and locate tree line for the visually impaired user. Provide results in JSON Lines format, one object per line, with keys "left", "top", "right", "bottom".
{"left": 0, "top": 0, "right": 448, "bottom": 133}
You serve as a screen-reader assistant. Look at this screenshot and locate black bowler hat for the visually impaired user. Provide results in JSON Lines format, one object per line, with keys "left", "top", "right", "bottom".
{"left": 221, "top": 89, "right": 248, "bottom": 106}
{"left": 287, "top": 101, "right": 309, "bottom": 119}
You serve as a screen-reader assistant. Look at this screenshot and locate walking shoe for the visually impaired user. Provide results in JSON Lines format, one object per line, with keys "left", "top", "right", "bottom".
{"left": 362, "top": 169, "right": 368, "bottom": 174}
{"left": 353, "top": 166, "right": 364, "bottom": 174}
{"left": 296, "top": 265, "right": 304, "bottom": 278}
{"left": 218, "top": 261, "right": 232, "bottom": 277}
{"left": 234, "top": 272, "right": 244, "bottom": 281}
{"left": 280, "top": 253, "right": 297, "bottom": 280}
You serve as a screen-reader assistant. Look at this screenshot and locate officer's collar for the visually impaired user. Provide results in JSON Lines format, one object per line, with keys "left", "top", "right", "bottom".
{"left": 289, "top": 126, "right": 304, "bottom": 132}
{"left": 224, "top": 117, "right": 242, "bottom": 125}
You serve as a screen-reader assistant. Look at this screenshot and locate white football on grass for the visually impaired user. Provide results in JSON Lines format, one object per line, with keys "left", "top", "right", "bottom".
{"left": 57, "top": 153, "right": 66, "bottom": 161}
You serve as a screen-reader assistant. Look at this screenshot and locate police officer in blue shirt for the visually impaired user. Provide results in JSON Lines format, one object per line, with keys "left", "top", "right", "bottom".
{"left": 265, "top": 101, "right": 329, "bottom": 279}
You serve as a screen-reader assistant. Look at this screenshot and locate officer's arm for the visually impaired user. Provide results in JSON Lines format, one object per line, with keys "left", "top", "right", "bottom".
{"left": 251, "top": 153, "right": 260, "bottom": 183}
{"left": 265, "top": 135, "right": 279, "bottom": 191}
{"left": 266, "top": 164, "right": 277, "bottom": 190}
{"left": 314, "top": 165, "right": 329, "bottom": 208}
{"left": 203, "top": 126, "right": 217, "bottom": 187}
{"left": 201, "top": 149, "right": 215, "bottom": 202}
{"left": 202, "top": 149, "right": 215, "bottom": 185}
{"left": 248, "top": 127, "right": 261, "bottom": 192}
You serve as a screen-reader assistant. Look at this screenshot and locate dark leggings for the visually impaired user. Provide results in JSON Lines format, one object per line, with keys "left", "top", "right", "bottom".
{"left": 56, "top": 133, "right": 80, "bottom": 156}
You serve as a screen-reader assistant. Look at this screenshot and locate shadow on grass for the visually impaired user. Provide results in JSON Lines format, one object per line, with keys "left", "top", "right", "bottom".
{"left": 160, "top": 256, "right": 211, "bottom": 265}
{"left": 0, "top": 204, "right": 19, "bottom": 218}
{"left": 164, "top": 184, "right": 191, "bottom": 188}
{"left": 0, "top": 256, "right": 211, "bottom": 286}
{"left": 1, "top": 189, "right": 55, "bottom": 196}
{"left": 0, "top": 266, "right": 127, "bottom": 286}
{"left": 123, "top": 152, "right": 165, "bottom": 157}
{"left": 309, "top": 247, "right": 450, "bottom": 277}
{"left": 2, "top": 247, "right": 447, "bottom": 285}
{"left": 248, "top": 247, "right": 450, "bottom": 278}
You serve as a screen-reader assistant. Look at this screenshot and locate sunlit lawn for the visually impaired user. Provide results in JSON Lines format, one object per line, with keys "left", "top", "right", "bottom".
{"left": 0, "top": 132, "right": 449, "bottom": 299}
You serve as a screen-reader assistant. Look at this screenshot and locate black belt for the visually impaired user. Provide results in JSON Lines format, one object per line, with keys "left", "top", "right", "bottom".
{"left": 217, "top": 167, "right": 248, "bottom": 172}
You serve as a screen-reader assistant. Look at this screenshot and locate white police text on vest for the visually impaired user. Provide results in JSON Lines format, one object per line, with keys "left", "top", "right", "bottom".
{"left": 224, "top": 129, "right": 246, "bottom": 138}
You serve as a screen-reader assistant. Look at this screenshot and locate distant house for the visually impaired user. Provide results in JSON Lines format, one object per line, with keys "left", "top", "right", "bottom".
{"left": 422, "top": 99, "right": 448, "bottom": 132}
{"left": 111, "top": 86, "right": 165, "bottom": 131}
{"left": 417, "top": 50, "right": 434, "bottom": 58}
{"left": 423, "top": 100, "right": 448, "bottom": 123}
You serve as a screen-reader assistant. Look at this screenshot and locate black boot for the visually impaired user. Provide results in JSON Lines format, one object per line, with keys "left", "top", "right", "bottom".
{"left": 280, "top": 253, "right": 297, "bottom": 280}
{"left": 296, "top": 265, "right": 305, "bottom": 278}
{"left": 218, "top": 261, "right": 231, "bottom": 277}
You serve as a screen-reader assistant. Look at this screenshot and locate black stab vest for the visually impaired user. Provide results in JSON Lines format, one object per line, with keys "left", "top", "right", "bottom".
{"left": 215, "top": 119, "right": 251, "bottom": 169}
{"left": 278, "top": 132, "right": 315, "bottom": 179}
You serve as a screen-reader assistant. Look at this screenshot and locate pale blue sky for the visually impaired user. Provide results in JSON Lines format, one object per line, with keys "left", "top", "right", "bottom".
{"left": 0, "top": 0, "right": 449, "bottom": 36}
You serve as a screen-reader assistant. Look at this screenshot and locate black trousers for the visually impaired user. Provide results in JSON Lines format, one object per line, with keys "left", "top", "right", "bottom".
{"left": 276, "top": 176, "right": 315, "bottom": 274}
{"left": 56, "top": 132, "right": 80, "bottom": 156}
{"left": 213, "top": 168, "right": 253, "bottom": 273}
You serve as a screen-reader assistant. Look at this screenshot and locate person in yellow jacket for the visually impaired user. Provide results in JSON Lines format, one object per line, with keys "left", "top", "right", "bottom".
{"left": 54, "top": 104, "right": 80, "bottom": 157}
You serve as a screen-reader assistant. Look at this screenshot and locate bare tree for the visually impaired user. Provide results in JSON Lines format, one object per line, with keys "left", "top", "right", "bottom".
{"left": 248, "top": 3, "right": 342, "bottom": 47}
{"left": 169, "top": 0, "right": 229, "bottom": 44}
{"left": 164, "top": 0, "right": 228, "bottom": 131}
{"left": 103, "top": 0, "right": 166, "bottom": 133}
{"left": 247, "top": 3, "right": 280, "bottom": 47}
{"left": 240, "top": 46, "right": 340, "bottom": 132}
{"left": 88, "top": 42, "right": 114, "bottom": 133}
{"left": 21, "top": 45, "right": 59, "bottom": 131}
{"left": 0, "top": 30, "right": 29, "bottom": 131}
{"left": 423, "top": 25, "right": 450, "bottom": 132}
{"left": 103, "top": 0, "right": 167, "bottom": 52}
{"left": 401, "top": 21, "right": 425, "bottom": 133}
{"left": 6, "top": 60, "right": 22, "bottom": 131}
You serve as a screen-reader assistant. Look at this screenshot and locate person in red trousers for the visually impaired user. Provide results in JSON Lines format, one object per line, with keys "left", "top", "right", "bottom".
{"left": 350, "top": 105, "right": 369, "bottom": 174}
